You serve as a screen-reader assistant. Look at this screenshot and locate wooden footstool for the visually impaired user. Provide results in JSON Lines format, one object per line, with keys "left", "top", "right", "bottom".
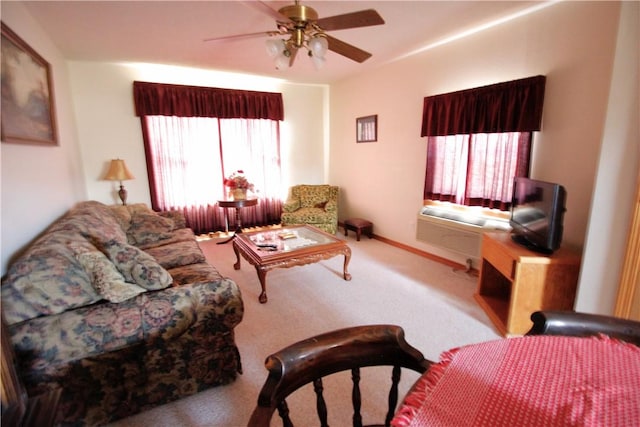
{"left": 343, "top": 218, "right": 373, "bottom": 241}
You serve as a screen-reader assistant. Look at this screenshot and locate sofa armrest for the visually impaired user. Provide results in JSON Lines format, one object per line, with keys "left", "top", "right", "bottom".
{"left": 282, "top": 199, "right": 300, "bottom": 213}
{"left": 324, "top": 199, "right": 338, "bottom": 213}
{"left": 143, "top": 278, "right": 243, "bottom": 342}
{"left": 182, "top": 278, "right": 244, "bottom": 331}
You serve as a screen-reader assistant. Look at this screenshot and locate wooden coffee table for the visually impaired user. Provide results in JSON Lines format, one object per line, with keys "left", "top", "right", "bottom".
{"left": 232, "top": 225, "right": 352, "bottom": 303}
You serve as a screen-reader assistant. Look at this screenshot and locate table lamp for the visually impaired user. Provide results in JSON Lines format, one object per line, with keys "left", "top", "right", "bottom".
{"left": 103, "top": 159, "right": 135, "bottom": 205}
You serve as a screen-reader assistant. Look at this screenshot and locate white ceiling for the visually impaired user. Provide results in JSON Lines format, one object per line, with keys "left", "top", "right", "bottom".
{"left": 21, "top": 1, "right": 544, "bottom": 85}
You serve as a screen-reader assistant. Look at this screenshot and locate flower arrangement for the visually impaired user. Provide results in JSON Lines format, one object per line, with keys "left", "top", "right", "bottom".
{"left": 224, "top": 170, "right": 254, "bottom": 191}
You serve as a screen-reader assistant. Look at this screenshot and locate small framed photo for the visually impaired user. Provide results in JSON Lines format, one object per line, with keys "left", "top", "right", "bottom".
{"left": 356, "top": 115, "right": 377, "bottom": 143}
{"left": 1, "top": 22, "right": 58, "bottom": 146}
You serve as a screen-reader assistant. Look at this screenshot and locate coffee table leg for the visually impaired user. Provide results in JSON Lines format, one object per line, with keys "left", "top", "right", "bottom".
{"left": 256, "top": 267, "right": 268, "bottom": 303}
{"left": 343, "top": 248, "right": 352, "bottom": 281}
{"left": 233, "top": 244, "right": 241, "bottom": 270}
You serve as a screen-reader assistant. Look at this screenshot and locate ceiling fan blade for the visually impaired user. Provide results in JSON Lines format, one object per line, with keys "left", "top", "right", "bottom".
{"left": 242, "top": 0, "right": 292, "bottom": 23}
{"left": 325, "top": 35, "right": 372, "bottom": 63}
{"left": 204, "top": 31, "right": 277, "bottom": 43}
{"left": 316, "top": 9, "right": 385, "bottom": 31}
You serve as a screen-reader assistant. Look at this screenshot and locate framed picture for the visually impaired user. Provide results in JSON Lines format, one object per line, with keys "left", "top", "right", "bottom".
{"left": 356, "top": 115, "right": 377, "bottom": 143}
{"left": 1, "top": 22, "right": 58, "bottom": 146}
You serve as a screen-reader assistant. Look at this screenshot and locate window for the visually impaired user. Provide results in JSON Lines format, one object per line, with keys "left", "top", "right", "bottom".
{"left": 145, "top": 116, "right": 222, "bottom": 210}
{"left": 133, "top": 81, "right": 285, "bottom": 234}
{"left": 424, "top": 131, "right": 531, "bottom": 211}
{"left": 143, "top": 116, "right": 283, "bottom": 234}
{"left": 421, "top": 76, "right": 546, "bottom": 212}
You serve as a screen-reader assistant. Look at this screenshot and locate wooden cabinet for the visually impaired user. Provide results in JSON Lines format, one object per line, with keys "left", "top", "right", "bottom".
{"left": 475, "top": 232, "right": 582, "bottom": 336}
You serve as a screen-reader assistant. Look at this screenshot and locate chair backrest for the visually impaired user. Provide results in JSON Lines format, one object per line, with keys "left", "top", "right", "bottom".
{"left": 291, "top": 185, "right": 339, "bottom": 208}
{"left": 527, "top": 310, "right": 640, "bottom": 346}
{"left": 248, "top": 325, "right": 431, "bottom": 427}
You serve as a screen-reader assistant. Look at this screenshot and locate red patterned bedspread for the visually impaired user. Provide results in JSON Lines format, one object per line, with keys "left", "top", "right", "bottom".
{"left": 392, "top": 335, "right": 640, "bottom": 426}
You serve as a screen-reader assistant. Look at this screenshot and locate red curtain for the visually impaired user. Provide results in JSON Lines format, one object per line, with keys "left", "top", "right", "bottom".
{"left": 421, "top": 76, "right": 544, "bottom": 210}
{"left": 423, "top": 132, "right": 531, "bottom": 210}
{"left": 421, "top": 75, "right": 546, "bottom": 137}
{"left": 133, "top": 81, "right": 284, "bottom": 120}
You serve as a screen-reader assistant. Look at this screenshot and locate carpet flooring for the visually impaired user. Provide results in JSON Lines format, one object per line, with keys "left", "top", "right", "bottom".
{"left": 108, "top": 232, "right": 500, "bottom": 427}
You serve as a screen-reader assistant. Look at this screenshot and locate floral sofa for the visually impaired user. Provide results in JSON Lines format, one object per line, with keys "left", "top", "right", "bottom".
{"left": 1, "top": 201, "right": 244, "bottom": 426}
{"left": 280, "top": 185, "right": 339, "bottom": 234}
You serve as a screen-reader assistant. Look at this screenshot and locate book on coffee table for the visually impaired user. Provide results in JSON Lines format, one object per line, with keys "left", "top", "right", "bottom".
{"left": 278, "top": 231, "right": 296, "bottom": 240}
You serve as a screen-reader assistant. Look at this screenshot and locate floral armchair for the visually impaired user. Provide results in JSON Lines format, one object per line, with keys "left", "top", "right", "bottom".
{"left": 281, "top": 185, "right": 339, "bottom": 234}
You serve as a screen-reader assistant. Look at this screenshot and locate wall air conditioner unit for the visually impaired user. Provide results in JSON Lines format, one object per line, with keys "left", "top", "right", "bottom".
{"left": 416, "top": 206, "right": 510, "bottom": 265}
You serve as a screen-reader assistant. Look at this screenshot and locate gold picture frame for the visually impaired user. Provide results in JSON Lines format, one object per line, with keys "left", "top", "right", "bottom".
{"left": 356, "top": 115, "right": 377, "bottom": 143}
{"left": 1, "top": 22, "right": 58, "bottom": 146}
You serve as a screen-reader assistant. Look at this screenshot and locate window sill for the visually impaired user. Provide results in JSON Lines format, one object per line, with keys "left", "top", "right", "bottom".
{"left": 421, "top": 201, "right": 511, "bottom": 230}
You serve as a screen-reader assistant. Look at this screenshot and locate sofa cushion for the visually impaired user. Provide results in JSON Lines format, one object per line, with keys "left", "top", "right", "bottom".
{"left": 296, "top": 185, "right": 332, "bottom": 208}
{"left": 168, "top": 262, "right": 224, "bottom": 285}
{"left": 1, "top": 285, "right": 43, "bottom": 326}
{"left": 97, "top": 240, "right": 173, "bottom": 291}
{"left": 126, "top": 203, "right": 155, "bottom": 216}
{"left": 56, "top": 201, "right": 128, "bottom": 244}
{"left": 143, "top": 240, "right": 206, "bottom": 270}
{"left": 108, "top": 205, "right": 133, "bottom": 231}
{"left": 135, "top": 227, "right": 196, "bottom": 250}
{"left": 157, "top": 210, "right": 187, "bottom": 229}
{"left": 127, "top": 212, "right": 175, "bottom": 246}
{"left": 281, "top": 207, "right": 335, "bottom": 223}
{"left": 300, "top": 193, "right": 327, "bottom": 208}
{"left": 76, "top": 251, "right": 147, "bottom": 303}
{"left": 8, "top": 280, "right": 237, "bottom": 375}
{"left": 11, "top": 297, "right": 148, "bottom": 367}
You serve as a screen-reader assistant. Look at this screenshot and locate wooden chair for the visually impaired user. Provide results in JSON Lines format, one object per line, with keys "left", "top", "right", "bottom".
{"left": 526, "top": 310, "right": 640, "bottom": 346}
{"left": 247, "top": 324, "right": 432, "bottom": 427}
{"left": 249, "top": 312, "right": 640, "bottom": 427}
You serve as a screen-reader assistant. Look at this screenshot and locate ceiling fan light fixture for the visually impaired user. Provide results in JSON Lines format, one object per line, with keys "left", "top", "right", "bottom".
{"left": 308, "top": 36, "right": 328, "bottom": 58}
{"left": 274, "top": 51, "right": 291, "bottom": 70}
{"left": 266, "top": 38, "right": 285, "bottom": 58}
{"left": 310, "top": 54, "right": 326, "bottom": 70}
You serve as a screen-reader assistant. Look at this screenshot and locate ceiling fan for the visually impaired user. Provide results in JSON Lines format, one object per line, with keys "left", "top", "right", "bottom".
{"left": 204, "top": 1, "right": 385, "bottom": 69}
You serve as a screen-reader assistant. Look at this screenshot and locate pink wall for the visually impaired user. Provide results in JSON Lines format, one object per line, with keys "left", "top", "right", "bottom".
{"left": 329, "top": 1, "right": 640, "bottom": 315}
{"left": 1, "top": 2, "right": 87, "bottom": 274}
{"left": 329, "top": 1, "right": 619, "bottom": 251}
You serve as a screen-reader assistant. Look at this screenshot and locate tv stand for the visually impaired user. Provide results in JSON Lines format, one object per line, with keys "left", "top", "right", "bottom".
{"left": 475, "top": 232, "right": 581, "bottom": 336}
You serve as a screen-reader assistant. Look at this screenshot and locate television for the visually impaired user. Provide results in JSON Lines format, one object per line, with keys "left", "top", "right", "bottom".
{"left": 509, "top": 177, "right": 566, "bottom": 254}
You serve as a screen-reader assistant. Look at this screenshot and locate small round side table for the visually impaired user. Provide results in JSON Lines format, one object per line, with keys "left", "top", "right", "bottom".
{"left": 217, "top": 198, "right": 258, "bottom": 244}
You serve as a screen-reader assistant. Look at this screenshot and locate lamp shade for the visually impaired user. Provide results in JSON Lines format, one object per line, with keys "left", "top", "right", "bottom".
{"left": 103, "top": 159, "right": 134, "bottom": 181}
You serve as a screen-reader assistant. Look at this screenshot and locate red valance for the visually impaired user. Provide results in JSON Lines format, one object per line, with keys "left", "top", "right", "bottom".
{"left": 421, "top": 75, "right": 546, "bottom": 136}
{"left": 133, "top": 81, "right": 284, "bottom": 121}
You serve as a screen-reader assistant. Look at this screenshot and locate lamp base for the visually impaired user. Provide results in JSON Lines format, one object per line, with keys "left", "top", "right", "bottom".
{"left": 118, "top": 184, "right": 128, "bottom": 206}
